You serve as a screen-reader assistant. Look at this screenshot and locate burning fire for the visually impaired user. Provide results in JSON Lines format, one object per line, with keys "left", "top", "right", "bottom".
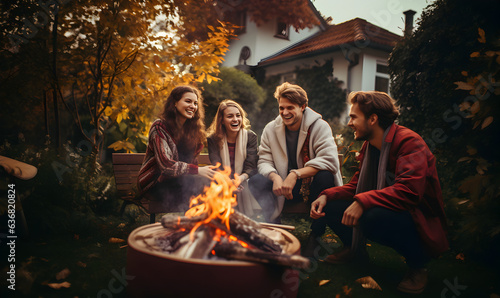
{"left": 184, "top": 165, "right": 240, "bottom": 239}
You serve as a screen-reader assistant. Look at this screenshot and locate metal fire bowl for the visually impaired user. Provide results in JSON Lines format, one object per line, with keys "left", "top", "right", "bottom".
{"left": 127, "top": 223, "right": 301, "bottom": 298}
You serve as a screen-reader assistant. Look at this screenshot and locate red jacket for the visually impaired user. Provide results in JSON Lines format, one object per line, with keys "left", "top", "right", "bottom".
{"left": 320, "top": 124, "right": 449, "bottom": 256}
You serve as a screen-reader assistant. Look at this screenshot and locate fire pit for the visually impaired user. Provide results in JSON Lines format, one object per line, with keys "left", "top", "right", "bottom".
{"left": 127, "top": 223, "right": 302, "bottom": 297}
{"left": 126, "top": 167, "right": 306, "bottom": 297}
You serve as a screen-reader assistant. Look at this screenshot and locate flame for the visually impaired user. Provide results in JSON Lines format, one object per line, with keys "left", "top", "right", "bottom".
{"left": 185, "top": 165, "right": 240, "bottom": 239}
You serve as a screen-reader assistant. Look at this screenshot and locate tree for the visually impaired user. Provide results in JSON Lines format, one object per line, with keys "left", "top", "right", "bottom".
{"left": 200, "top": 67, "right": 266, "bottom": 129}
{"left": 1, "top": 0, "right": 236, "bottom": 157}
{"left": 389, "top": 0, "right": 500, "bottom": 263}
{"left": 294, "top": 59, "right": 346, "bottom": 123}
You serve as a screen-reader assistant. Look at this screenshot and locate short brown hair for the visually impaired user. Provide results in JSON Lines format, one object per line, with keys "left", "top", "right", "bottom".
{"left": 348, "top": 91, "right": 399, "bottom": 129}
{"left": 274, "top": 82, "right": 308, "bottom": 107}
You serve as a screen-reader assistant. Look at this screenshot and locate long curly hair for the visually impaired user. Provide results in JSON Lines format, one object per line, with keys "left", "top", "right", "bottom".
{"left": 159, "top": 85, "right": 206, "bottom": 159}
{"left": 207, "top": 99, "right": 250, "bottom": 150}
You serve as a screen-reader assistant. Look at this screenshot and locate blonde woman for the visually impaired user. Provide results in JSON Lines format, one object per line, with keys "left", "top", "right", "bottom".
{"left": 207, "top": 100, "right": 261, "bottom": 217}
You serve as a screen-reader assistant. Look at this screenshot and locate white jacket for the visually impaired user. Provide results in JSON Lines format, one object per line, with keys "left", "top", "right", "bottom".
{"left": 258, "top": 107, "right": 343, "bottom": 218}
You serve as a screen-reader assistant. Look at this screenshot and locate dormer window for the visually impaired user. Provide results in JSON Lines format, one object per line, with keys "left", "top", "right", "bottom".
{"left": 275, "top": 21, "right": 289, "bottom": 39}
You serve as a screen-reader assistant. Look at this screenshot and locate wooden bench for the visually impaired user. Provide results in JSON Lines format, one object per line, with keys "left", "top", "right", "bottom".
{"left": 112, "top": 153, "right": 211, "bottom": 223}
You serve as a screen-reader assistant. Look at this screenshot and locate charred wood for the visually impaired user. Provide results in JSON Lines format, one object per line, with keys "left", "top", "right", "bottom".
{"left": 214, "top": 241, "right": 310, "bottom": 269}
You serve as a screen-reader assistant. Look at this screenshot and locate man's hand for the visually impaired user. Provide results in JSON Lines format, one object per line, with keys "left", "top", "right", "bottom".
{"left": 341, "top": 201, "right": 364, "bottom": 227}
{"left": 310, "top": 195, "right": 328, "bottom": 219}
{"left": 269, "top": 173, "right": 284, "bottom": 197}
{"left": 282, "top": 172, "right": 298, "bottom": 200}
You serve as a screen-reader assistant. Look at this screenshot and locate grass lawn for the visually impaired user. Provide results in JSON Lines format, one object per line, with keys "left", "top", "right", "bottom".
{"left": 1, "top": 211, "right": 499, "bottom": 297}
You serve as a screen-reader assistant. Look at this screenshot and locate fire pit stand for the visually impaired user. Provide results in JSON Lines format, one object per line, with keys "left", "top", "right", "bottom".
{"left": 126, "top": 223, "right": 302, "bottom": 298}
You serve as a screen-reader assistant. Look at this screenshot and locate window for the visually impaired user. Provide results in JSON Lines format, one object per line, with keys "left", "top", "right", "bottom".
{"left": 275, "top": 21, "right": 289, "bottom": 39}
{"left": 230, "top": 11, "right": 246, "bottom": 35}
{"left": 375, "top": 61, "right": 390, "bottom": 93}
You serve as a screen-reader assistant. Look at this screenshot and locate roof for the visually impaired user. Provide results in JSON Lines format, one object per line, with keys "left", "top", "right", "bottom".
{"left": 258, "top": 18, "right": 401, "bottom": 67}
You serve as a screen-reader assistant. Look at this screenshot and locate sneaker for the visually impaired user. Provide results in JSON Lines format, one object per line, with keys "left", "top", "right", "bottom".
{"left": 324, "top": 247, "right": 369, "bottom": 265}
{"left": 397, "top": 268, "right": 428, "bottom": 294}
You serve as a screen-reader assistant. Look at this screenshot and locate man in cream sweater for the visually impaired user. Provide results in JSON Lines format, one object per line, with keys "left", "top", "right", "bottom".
{"left": 250, "top": 82, "right": 343, "bottom": 256}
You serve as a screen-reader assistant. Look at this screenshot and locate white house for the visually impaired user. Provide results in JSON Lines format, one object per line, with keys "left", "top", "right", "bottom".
{"left": 257, "top": 18, "right": 401, "bottom": 94}
{"left": 220, "top": 0, "right": 327, "bottom": 68}
{"left": 221, "top": 1, "right": 405, "bottom": 95}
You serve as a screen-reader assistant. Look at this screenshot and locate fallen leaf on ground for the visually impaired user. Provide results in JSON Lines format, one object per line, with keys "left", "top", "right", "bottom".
{"left": 366, "top": 243, "right": 371, "bottom": 246}
{"left": 56, "top": 268, "right": 70, "bottom": 280}
{"left": 343, "top": 285, "right": 352, "bottom": 296}
{"left": 456, "top": 253, "right": 465, "bottom": 261}
{"left": 120, "top": 244, "right": 128, "bottom": 249}
{"left": 117, "top": 223, "right": 126, "bottom": 228}
{"left": 76, "top": 261, "right": 87, "bottom": 268}
{"left": 109, "top": 237, "right": 125, "bottom": 243}
{"left": 319, "top": 279, "right": 330, "bottom": 286}
{"left": 46, "top": 281, "right": 71, "bottom": 289}
{"left": 356, "top": 276, "right": 382, "bottom": 291}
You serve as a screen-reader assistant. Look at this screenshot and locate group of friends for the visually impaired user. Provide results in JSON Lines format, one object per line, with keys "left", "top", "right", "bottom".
{"left": 137, "top": 83, "right": 448, "bottom": 294}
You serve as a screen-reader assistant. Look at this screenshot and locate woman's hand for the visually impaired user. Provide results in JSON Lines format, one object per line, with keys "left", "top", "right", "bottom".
{"left": 198, "top": 166, "right": 216, "bottom": 179}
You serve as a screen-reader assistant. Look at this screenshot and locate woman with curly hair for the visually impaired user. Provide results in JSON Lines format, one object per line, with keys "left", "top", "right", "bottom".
{"left": 207, "top": 99, "right": 261, "bottom": 217}
{"left": 138, "top": 85, "right": 215, "bottom": 212}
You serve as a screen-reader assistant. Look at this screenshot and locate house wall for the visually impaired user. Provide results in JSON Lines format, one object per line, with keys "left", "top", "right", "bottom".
{"left": 259, "top": 48, "right": 391, "bottom": 94}
{"left": 222, "top": 12, "right": 321, "bottom": 67}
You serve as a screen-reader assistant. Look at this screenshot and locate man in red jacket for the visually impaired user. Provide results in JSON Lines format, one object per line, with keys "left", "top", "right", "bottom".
{"left": 310, "top": 91, "right": 448, "bottom": 294}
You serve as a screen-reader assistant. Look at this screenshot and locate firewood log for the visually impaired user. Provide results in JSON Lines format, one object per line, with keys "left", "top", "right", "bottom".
{"left": 161, "top": 213, "right": 282, "bottom": 253}
{"left": 214, "top": 241, "right": 310, "bottom": 269}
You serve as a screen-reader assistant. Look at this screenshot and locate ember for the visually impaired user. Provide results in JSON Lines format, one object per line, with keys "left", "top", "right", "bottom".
{"left": 155, "top": 166, "right": 310, "bottom": 269}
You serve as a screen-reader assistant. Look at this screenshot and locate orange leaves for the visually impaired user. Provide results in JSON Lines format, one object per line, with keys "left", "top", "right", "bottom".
{"left": 46, "top": 281, "right": 71, "bottom": 289}
{"left": 109, "top": 237, "right": 126, "bottom": 243}
{"left": 477, "top": 28, "right": 486, "bottom": 43}
{"left": 355, "top": 276, "right": 382, "bottom": 291}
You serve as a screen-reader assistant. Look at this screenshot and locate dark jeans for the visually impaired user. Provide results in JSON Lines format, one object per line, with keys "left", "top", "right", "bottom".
{"left": 249, "top": 171, "right": 336, "bottom": 233}
{"left": 323, "top": 200, "right": 431, "bottom": 268}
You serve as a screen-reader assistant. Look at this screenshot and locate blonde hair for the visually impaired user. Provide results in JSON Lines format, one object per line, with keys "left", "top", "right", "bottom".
{"left": 274, "top": 82, "right": 308, "bottom": 106}
{"left": 207, "top": 100, "right": 250, "bottom": 149}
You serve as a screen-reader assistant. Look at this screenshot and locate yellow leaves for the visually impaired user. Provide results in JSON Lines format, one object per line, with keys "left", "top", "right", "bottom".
{"left": 478, "top": 28, "right": 486, "bottom": 43}
{"left": 104, "top": 106, "right": 113, "bottom": 117}
{"left": 355, "top": 276, "right": 382, "bottom": 291}
{"left": 470, "top": 52, "right": 480, "bottom": 58}
{"left": 319, "top": 279, "right": 331, "bottom": 286}
{"left": 196, "top": 73, "right": 206, "bottom": 83}
{"left": 108, "top": 141, "right": 136, "bottom": 153}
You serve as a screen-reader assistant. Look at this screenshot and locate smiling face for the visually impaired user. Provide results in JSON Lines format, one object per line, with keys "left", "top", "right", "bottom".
{"left": 279, "top": 97, "right": 305, "bottom": 131}
{"left": 175, "top": 92, "right": 198, "bottom": 120}
{"left": 347, "top": 103, "right": 373, "bottom": 141}
{"left": 222, "top": 106, "right": 242, "bottom": 135}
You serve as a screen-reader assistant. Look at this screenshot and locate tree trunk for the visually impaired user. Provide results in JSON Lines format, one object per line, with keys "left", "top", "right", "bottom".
{"left": 51, "top": 12, "right": 60, "bottom": 148}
